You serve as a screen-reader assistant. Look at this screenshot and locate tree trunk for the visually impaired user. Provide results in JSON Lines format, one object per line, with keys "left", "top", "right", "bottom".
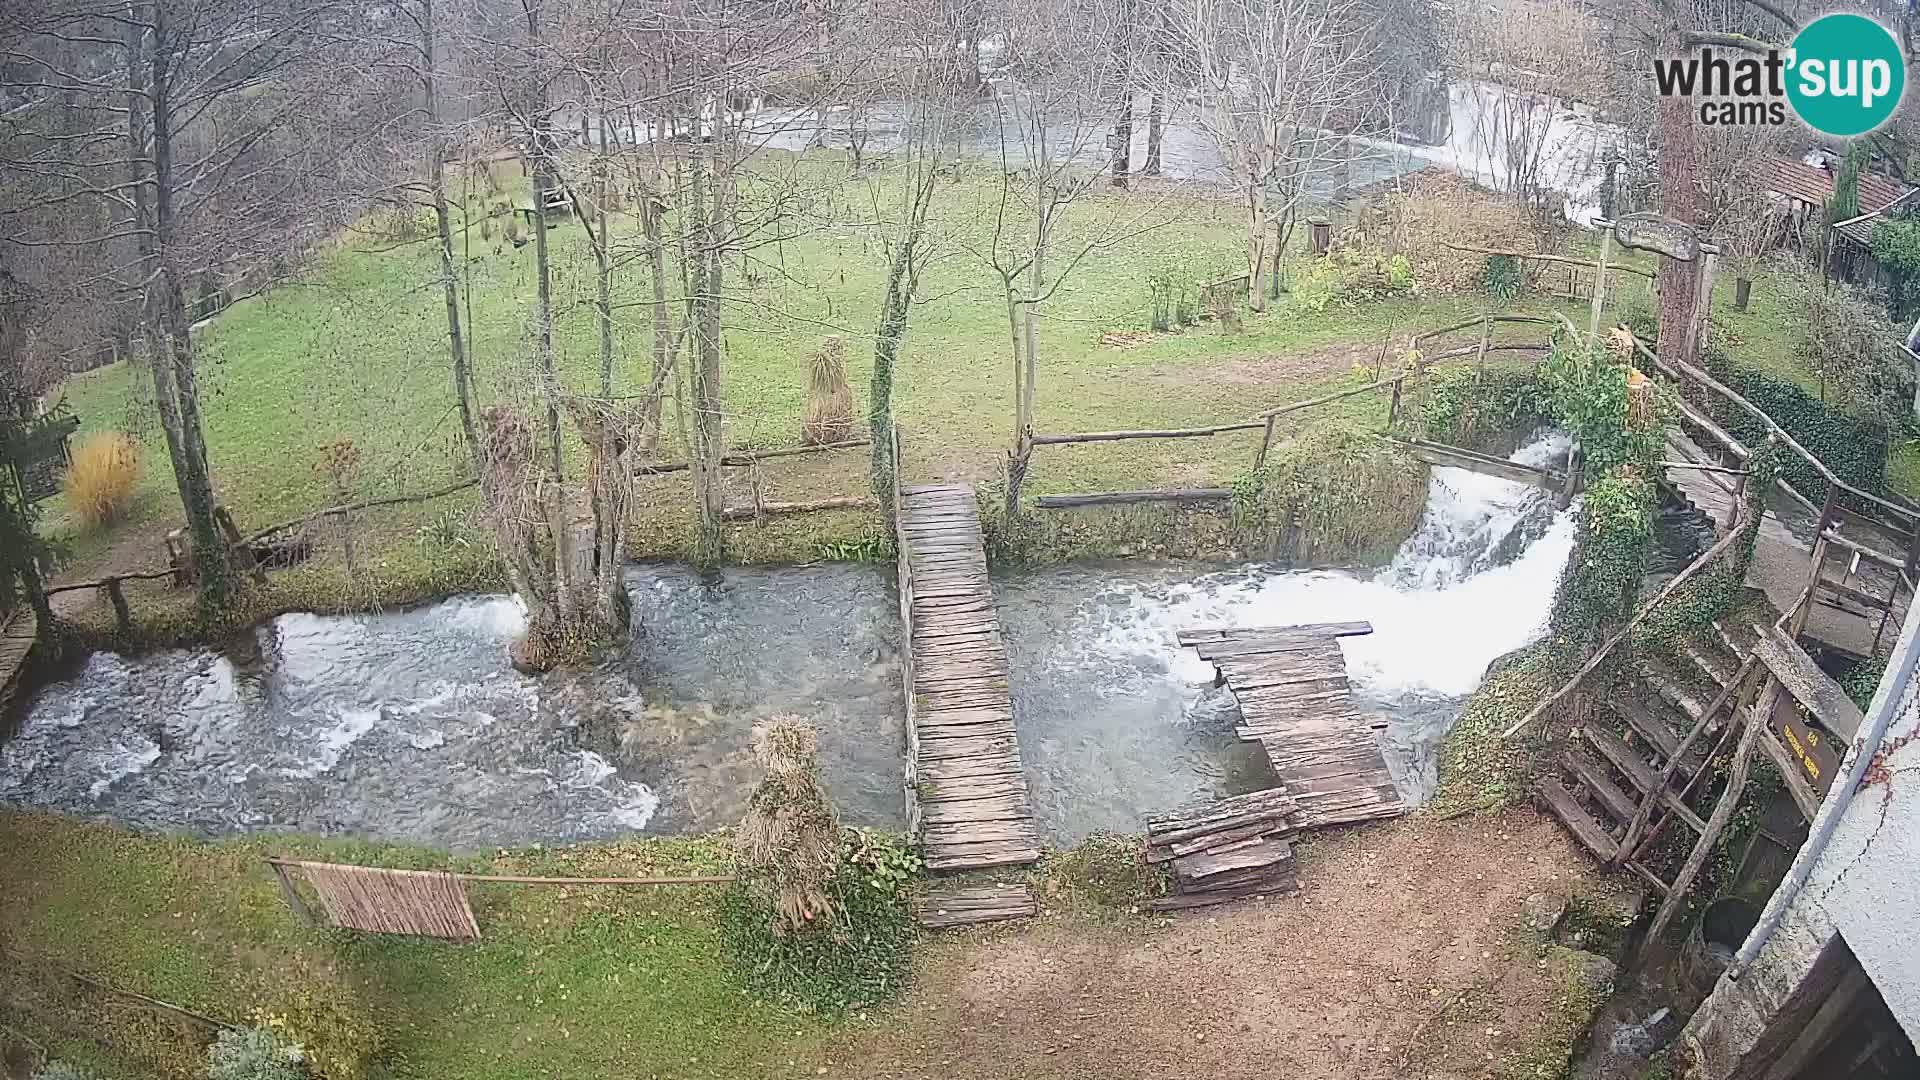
{"left": 595, "top": 98, "right": 615, "bottom": 397}
{"left": 1006, "top": 214, "right": 1048, "bottom": 521}
{"left": 1111, "top": 93, "right": 1133, "bottom": 188}
{"left": 421, "top": 0, "right": 479, "bottom": 457}
{"left": 870, "top": 236, "right": 916, "bottom": 502}
{"left": 1145, "top": 93, "right": 1163, "bottom": 176}
{"left": 1245, "top": 181, "right": 1269, "bottom": 313}
{"left": 1734, "top": 276, "right": 1753, "bottom": 312}
{"left": 144, "top": 3, "right": 234, "bottom": 607}
{"left": 1656, "top": 80, "right": 1701, "bottom": 365}
{"left": 642, "top": 184, "right": 671, "bottom": 454}
{"left": 525, "top": 5, "right": 575, "bottom": 624}
{"left": 688, "top": 125, "right": 729, "bottom": 567}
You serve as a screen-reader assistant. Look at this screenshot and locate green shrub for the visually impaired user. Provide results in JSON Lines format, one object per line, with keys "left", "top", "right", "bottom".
{"left": 1232, "top": 427, "right": 1428, "bottom": 566}
{"left": 33, "top": 1064, "right": 100, "bottom": 1080}
{"left": 1417, "top": 365, "right": 1551, "bottom": 450}
{"left": 206, "top": 1027, "right": 308, "bottom": 1080}
{"left": 718, "top": 828, "right": 918, "bottom": 1016}
{"left": 1541, "top": 336, "right": 1667, "bottom": 479}
{"left": 1843, "top": 657, "right": 1888, "bottom": 710}
{"left": 1551, "top": 474, "right": 1655, "bottom": 647}
{"left": 1615, "top": 290, "right": 1659, "bottom": 345}
{"left": 1483, "top": 253, "right": 1523, "bottom": 300}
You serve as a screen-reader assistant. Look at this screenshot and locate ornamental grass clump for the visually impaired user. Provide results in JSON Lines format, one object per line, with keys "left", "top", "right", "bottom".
{"left": 734, "top": 716, "right": 841, "bottom": 934}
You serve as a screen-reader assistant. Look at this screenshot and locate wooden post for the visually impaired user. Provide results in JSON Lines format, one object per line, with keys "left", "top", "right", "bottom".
{"left": 1474, "top": 317, "right": 1493, "bottom": 376}
{"left": 1386, "top": 377, "right": 1404, "bottom": 430}
{"left": 749, "top": 460, "right": 766, "bottom": 521}
{"left": 1793, "top": 485, "right": 1839, "bottom": 639}
{"left": 1727, "top": 469, "right": 1750, "bottom": 534}
{"left": 1641, "top": 678, "right": 1777, "bottom": 952}
{"left": 215, "top": 505, "right": 268, "bottom": 586}
{"left": 270, "top": 860, "right": 316, "bottom": 925}
{"left": 1588, "top": 229, "right": 1613, "bottom": 343}
{"left": 103, "top": 577, "right": 132, "bottom": 635}
{"left": 1255, "top": 413, "right": 1278, "bottom": 471}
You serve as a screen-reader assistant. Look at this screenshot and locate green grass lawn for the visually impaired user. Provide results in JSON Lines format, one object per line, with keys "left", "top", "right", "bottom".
{"left": 0, "top": 811, "right": 829, "bottom": 1080}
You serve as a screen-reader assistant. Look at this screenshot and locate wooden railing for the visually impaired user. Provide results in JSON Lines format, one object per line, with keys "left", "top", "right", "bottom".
{"left": 1026, "top": 314, "right": 1559, "bottom": 509}
{"left": 637, "top": 437, "right": 878, "bottom": 522}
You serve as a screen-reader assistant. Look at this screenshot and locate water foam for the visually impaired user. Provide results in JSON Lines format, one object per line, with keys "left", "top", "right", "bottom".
{"left": 278, "top": 707, "right": 381, "bottom": 778}
{"left": 1090, "top": 430, "right": 1576, "bottom": 701}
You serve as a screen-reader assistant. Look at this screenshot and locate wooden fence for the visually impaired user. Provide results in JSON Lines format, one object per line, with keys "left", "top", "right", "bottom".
{"left": 1022, "top": 314, "right": 1559, "bottom": 510}
{"left": 636, "top": 438, "right": 878, "bottom": 522}
{"left": 268, "top": 857, "right": 734, "bottom": 941}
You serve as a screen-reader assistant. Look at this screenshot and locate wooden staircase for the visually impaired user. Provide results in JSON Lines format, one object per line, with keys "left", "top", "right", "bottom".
{"left": 1539, "top": 617, "right": 1758, "bottom": 894}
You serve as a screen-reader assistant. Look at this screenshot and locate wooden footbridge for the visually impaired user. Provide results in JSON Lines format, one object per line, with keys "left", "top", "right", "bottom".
{"left": 1180, "top": 621, "right": 1404, "bottom": 830}
{"left": 0, "top": 607, "right": 37, "bottom": 715}
{"left": 893, "top": 483, "right": 1041, "bottom": 876}
{"left": 1139, "top": 621, "right": 1405, "bottom": 910}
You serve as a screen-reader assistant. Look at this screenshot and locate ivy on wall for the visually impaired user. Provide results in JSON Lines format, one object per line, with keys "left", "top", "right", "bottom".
{"left": 1700, "top": 345, "right": 1889, "bottom": 511}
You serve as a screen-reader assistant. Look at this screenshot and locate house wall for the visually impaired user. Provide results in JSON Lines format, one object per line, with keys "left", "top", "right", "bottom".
{"left": 1680, "top": 603, "right": 1920, "bottom": 1078}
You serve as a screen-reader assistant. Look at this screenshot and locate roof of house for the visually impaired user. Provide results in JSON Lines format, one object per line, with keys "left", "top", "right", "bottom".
{"left": 1768, "top": 157, "right": 1913, "bottom": 247}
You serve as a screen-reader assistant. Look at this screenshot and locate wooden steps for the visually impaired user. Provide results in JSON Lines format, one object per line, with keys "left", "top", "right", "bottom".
{"left": 918, "top": 882, "right": 1037, "bottom": 929}
{"left": 1583, "top": 725, "right": 1708, "bottom": 834}
{"left": 1540, "top": 779, "right": 1619, "bottom": 862}
{"left": 896, "top": 485, "right": 1041, "bottom": 873}
{"left": 1562, "top": 746, "right": 1637, "bottom": 826}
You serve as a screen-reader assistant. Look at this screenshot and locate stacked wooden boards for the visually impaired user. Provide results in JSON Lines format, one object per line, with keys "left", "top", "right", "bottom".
{"left": 894, "top": 484, "right": 1041, "bottom": 873}
{"left": 0, "top": 607, "right": 37, "bottom": 714}
{"left": 1145, "top": 788, "right": 1299, "bottom": 911}
{"left": 1178, "top": 621, "right": 1405, "bottom": 830}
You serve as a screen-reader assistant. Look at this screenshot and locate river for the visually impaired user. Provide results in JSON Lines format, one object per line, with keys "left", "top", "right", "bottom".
{"left": 3, "top": 430, "right": 1699, "bottom": 851}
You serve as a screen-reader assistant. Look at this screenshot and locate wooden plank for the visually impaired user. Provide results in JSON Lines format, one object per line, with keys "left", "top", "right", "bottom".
{"left": 1539, "top": 778, "right": 1621, "bottom": 862}
{"left": 1174, "top": 621, "right": 1373, "bottom": 646}
{"left": 1563, "top": 747, "right": 1638, "bottom": 825}
{"left": 1754, "top": 625, "right": 1865, "bottom": 740}
{"left": 1585, "top": 725, "right": 1708, "bottom": 833}
{"left": 919, "top": 883, "right": 1037, "bottom": 929}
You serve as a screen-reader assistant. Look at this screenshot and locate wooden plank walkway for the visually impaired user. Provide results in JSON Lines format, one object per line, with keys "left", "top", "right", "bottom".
{"left": 918, "top": 881, "right": 1037, "bottom": 929}
{"left": 0, "top": 606, "right": 38, "bottom": 714}
{"left": 895, "top": 484, "right": 1040, "bottom": 873}
{"left": 1179, "top": 622, "right": 1404, "bottom": 830}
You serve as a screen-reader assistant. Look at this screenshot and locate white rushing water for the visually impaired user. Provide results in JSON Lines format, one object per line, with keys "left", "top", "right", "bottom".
{"left": 1092, "top": 430, "right": 1574, "bottom": 700}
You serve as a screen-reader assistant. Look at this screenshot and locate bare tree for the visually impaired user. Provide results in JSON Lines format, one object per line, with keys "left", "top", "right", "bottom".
{"left": 1160, "top": 0, "right": 1382, "bottom": 312}
{"left": 985, "top": 0, "right": 1175, "bottom": 518}
{"left": 2, "top": 0, "right": 377, "bottom": 606}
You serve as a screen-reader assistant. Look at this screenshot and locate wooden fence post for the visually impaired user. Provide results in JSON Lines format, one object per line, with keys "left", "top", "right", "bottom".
{"left": 1793, "top": 485, "right": 1839, "bottom": 639}
{"left": 269, "top": 860, "right": 316, "bottom": 925}
{"left": 103, "top": 577, "right": 132, "bottom": 635}
{"left": 750, "top": 460, "right": 766, "bottom": 521}
{"left": 1255, "top": 414, "right": 1278, "bottom": 471}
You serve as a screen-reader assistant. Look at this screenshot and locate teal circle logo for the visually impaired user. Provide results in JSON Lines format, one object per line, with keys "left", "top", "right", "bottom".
{"left": 1787, "top": 13, "right": 1905, "bottom": 137}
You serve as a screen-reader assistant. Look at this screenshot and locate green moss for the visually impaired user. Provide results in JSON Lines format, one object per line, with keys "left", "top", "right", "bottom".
{"left": 1502, "top": 945, "right": 1614, "bottom": 1080}
{"left": 1038, "top": 832, "right": 1169, "bottom": 915}
{"left": 1230, "top": 425, "right": 1430, "bottom": 567}
{"left": 1431, "top": 643, "right": 1563, "bottom": 816}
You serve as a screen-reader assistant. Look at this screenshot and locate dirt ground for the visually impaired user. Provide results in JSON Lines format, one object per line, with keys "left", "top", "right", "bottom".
{"left": 810, "top": 809, "right": 1625, "bottom": 1080}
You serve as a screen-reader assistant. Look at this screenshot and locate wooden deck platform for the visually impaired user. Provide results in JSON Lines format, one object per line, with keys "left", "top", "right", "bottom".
{"left": 895, "top": 484, "right": 1041, "bottom": 873}
{"left": 1179, "top": 621, "right": 1405, "bottom": 830}
{"left": 0, "top": 607, "right": 38, "bottom": 714}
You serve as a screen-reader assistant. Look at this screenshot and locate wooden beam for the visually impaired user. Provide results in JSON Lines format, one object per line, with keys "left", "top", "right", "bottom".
{"left": 719, "top": 495, "right": 878, "bottom": 521}
{"left": 1033, "top": 488, "right": 1232, "bottom": 508}
{"left": 1441, "top": 241, "right": 1656, "bottom": 278}
{"left": 1617, "top": 653, "right": 1762, "bottom": 861}
{"left": 1029, "top": 423, "right": 1265, "bottom": 445}
{"left": 1394, "top": 438, "right": 1564, "bottom": 491}
{"left": 1754, "top": 625, "right": 1866, "bottom": 740}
